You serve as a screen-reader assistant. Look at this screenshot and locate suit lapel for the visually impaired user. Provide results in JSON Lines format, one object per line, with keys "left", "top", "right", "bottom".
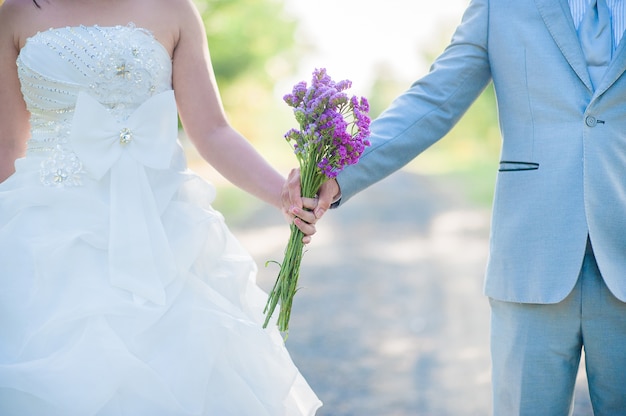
{"left": 534, "top": 0, "right": 594, "bottom": 90}
{"left": 534, "top": 0, "right": 626, "bottom": 96}
{"left": 595, "top": 36, "right": 626, "bottom": 96}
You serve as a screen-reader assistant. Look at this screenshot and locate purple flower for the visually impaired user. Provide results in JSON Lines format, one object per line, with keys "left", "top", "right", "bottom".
{"left": 281, "top": 68, "right": 370, "bottom": 191}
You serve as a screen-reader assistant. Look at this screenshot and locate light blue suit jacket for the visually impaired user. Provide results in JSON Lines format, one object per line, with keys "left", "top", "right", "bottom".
{"left": 335, "top": 0, "right": 626, "bottom": 303}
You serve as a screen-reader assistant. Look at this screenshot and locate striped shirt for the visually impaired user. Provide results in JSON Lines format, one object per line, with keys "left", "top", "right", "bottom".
{"left": 569, "top": 0, "right": 626, "bottom": 48}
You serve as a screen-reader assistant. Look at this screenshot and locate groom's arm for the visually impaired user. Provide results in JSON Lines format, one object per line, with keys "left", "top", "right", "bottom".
{"left": 332, "top": 0, "right": 492, "bottom": 207}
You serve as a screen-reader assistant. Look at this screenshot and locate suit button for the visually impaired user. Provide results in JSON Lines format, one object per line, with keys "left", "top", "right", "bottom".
{"left": 585, "top": 116, "right": 597, "bottom": 127}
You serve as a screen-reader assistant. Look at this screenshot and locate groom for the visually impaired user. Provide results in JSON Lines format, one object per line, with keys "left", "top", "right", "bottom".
{"left": 286, "top": 0, "right": 626, "bottom": 413}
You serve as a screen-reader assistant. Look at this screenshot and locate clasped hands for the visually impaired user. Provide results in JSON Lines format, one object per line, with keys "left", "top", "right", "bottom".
{"left": 281, "top": 168, "right": 341, "bottom": 244}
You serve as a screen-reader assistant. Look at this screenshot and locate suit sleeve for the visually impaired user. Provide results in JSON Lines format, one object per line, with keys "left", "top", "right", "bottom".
{"left": 335, "top": 0, "right": 492, "bottom": 205}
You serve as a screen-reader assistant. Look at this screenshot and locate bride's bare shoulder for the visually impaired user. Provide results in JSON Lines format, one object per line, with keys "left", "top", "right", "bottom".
{"left": 0, "top": 0, "right": 55, "bottom": 49}
{"left": 149, "top": 0, "right": 206, "bottom": 52}
{"left": 0, "top": 0, "right": 34, "bottom": 24}
{"left": 0, "top": 0, "right": 35, "bottom": 11}
{"left": 158, "top": 0, "right": 202, "bottom": 31}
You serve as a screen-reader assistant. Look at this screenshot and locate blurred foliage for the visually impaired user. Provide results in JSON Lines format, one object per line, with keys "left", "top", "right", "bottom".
{"left": 425, "top": 83, "right": 500, "bottom": 206}
{"left": 188, "top": 0, "right": 301, "bottom": 171}
{"left": 195, "top": 0, "right": 299, "bottom": 89}
{"left": 367, "top": 63, "right": 410, "bottom": 119}
{"left": 417, "top": 31, "right": 500, "bottom": 207}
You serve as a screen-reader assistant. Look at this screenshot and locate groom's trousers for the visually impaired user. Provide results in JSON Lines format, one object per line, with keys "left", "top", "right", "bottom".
{"left": 489, "top": 239, "right": 626, "bottom": 415}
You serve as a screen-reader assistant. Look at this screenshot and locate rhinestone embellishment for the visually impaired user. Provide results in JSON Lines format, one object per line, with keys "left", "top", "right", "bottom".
{"left": 119, "top": 128, "right": 133, "bottom": 145}
{"left": 40, "top": 149, "right": 83, "bottom": 187}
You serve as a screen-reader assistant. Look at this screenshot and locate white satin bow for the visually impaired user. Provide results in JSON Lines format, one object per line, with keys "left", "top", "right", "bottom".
{"left": 69, "top": 90, "right": 179, "bottom": 305}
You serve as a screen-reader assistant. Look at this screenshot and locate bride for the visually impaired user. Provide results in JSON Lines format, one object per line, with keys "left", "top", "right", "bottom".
{"left": 0, "top": 0, "right": 322, "bottom": 414}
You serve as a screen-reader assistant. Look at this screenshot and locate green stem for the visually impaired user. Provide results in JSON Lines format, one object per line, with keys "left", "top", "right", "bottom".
{"left": 263, "top": 224, "right": 306, "bottom": 333}
{"left": 262, "top": 153, "right": 326, "bottom": 334}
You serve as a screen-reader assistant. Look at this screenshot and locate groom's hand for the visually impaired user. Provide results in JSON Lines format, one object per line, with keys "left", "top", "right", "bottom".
{"left": 313, "top": 178, "right": 340, "bottom": 219}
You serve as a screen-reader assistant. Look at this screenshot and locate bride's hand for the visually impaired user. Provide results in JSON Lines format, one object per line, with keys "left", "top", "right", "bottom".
{"left": 281, "top": 168, "right": 319, "bottom": 244}
{"left": 291, "top": 197, "right": 319, "bottom": 244}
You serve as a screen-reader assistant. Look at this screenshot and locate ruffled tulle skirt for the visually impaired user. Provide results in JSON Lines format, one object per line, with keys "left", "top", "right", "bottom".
{"left": 0, "top": 149, "right": 321, "bottom": 415}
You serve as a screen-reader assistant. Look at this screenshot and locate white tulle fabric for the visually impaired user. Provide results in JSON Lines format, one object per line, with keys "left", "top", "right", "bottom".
{"left": 0, "top": 25, "right": 321, "bottom": 415}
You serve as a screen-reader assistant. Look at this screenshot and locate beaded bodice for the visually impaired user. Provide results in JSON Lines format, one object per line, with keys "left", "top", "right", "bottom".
{"left": 16, "top": 24, "right": 173, "bottom": 186}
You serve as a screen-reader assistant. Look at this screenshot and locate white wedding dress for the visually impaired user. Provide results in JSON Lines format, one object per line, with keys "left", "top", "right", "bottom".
{"left": 0, "top": 24, "right": 321, "bottom": 416}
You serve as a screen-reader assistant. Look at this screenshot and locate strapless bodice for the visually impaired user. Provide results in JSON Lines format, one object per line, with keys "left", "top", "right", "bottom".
{"left": 16, "top": 24, "right": 173, "bottom": 186}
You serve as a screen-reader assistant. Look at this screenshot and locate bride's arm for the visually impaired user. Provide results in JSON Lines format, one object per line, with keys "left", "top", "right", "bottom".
{"left": 171, "top": 0, "right": 284, "bottom": 207}
{"left": 0, "top": 1, "right": 30, "bottom": 183}
{"left": 169, "top": 0, "right": 318, "bottom": 239}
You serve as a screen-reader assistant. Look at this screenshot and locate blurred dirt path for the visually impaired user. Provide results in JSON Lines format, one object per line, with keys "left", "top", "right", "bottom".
{"left": 229, "top": 170, "right": 594, "bottom": 416}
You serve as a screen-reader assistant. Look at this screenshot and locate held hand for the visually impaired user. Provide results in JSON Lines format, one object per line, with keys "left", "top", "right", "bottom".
{"left": 281, "top": 168, "right": 318, "bottom": 244}
{"left": 291, "top": 198, "right": 319, "bottom": 244}
{"left": 314, "top": 178, "right": 340, "bottom": 219}
{"left": 282, "top": 168, "right": 304, "bottom": 213}
{"left": 281, "top": 168, "right": 341, "bottom": 244}
{"left": 281, "top": 168, "right": 340, "bottom": 218}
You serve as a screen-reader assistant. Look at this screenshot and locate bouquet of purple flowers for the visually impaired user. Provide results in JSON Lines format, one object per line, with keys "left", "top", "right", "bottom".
{"left": 263, "top": 68, "right": 371, "bottom": 334}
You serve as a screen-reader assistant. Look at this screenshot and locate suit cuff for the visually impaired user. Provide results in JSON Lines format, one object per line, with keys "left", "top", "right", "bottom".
{"left": 329, "top": 193, "right": 342, "bottom": 209}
